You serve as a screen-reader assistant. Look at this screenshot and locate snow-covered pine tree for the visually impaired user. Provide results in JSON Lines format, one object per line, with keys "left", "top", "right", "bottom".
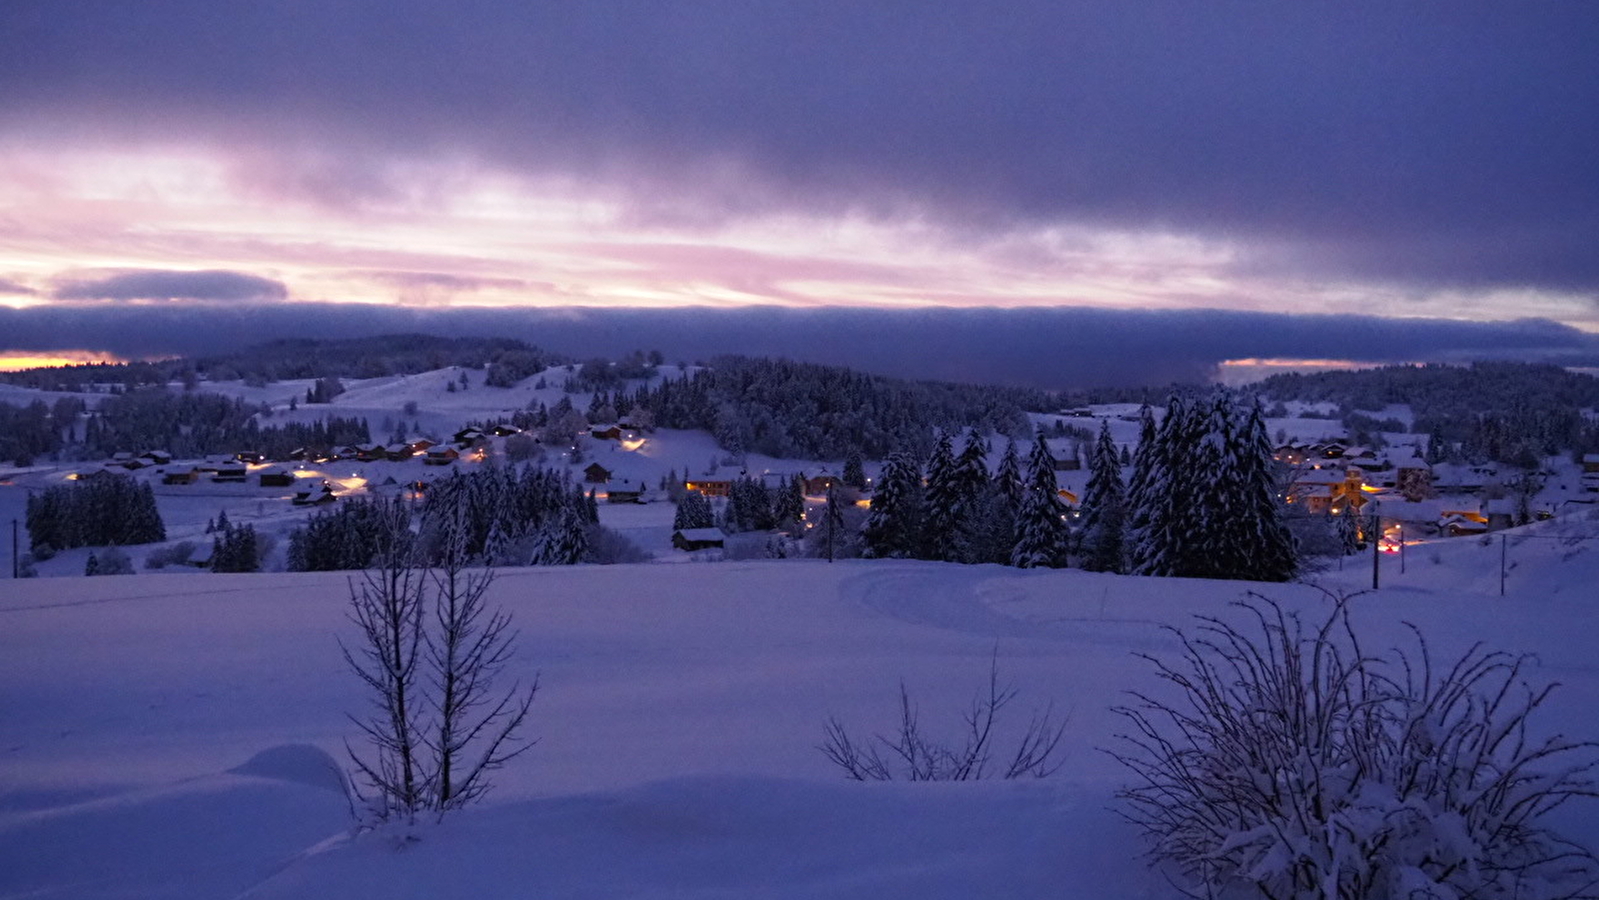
{"left": 1011, "top": 433, "right": 1070, "bottom": 568}
{"left": 1225, "top": 399, "right": 1297, "bottom": 581}
{"left": 842, "top": 451, "right": 867, "bottom": 491}
{"left": 673, "top": 491, "right": 714, "bottom": 531}
{"left": 1124, "top": 404, "right": 1161, "bottom": 574}
{"left": 921, "top": 431, "right": 960, "bottom": 560}
{"left": 774, "top": 474, "right": 805, "bottom": 534}
{"left": 862, "top": 452, "right": 924, "bottom": 559}
{"left": 994, "top": 439, "right": 1023, "bottom": 512}
{"left": 948, "top": 429, "right": 993, "bottom": 563}
{"left": 1079, "top": 420, "right": 1127, "bottom": 573}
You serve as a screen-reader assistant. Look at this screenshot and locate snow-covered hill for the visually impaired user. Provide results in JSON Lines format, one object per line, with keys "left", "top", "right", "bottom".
{"left": 3, "top": 560, "right": 1598, "bottom": 898}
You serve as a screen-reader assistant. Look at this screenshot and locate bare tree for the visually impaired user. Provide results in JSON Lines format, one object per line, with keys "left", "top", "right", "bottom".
{"left": 340, "top": 499, "right": 428, "bottom": 821}
{"left": 425, "top": 504, "right": 537, "bottom": 812}
{"left": 342, "top": 497, "right": 538, "bottom": 822}
{"left": 821, "top": 651, "right": 1065, "bottom": 781}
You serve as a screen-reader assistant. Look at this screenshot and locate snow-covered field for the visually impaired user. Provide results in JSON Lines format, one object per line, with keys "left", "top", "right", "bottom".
{"left": 4, "top": 551, "right": 1598, "bottom": 899}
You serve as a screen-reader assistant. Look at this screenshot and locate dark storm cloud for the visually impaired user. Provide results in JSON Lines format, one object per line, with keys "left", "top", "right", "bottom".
{"left": 4, "top": 303, "right": 1597, "bottom": 390}
{"left": 3, "top": 2, "right": 1597, "bottom": 292}
{"left": 0, "top": 278, "right": 37, "bottom": 296}
{"left": 51, "top": 270, "right": 289, "bottom": 302}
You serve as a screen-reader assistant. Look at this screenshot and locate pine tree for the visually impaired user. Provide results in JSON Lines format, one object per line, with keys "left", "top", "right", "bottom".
{"left": 1226, "top": 400, "right": 1298, "bottom": 581}
{"left": 921, "top": 431, "right": 960, "bottom": 560}
{"left": 673, "top": 492, "right": 714, "bottom": 530}
{"left": 842, "top": 451, "right": 867, "bottom": 491}
{"left": 862, "top": 453, "right": 924, "bottom": 559}
{"left": 1080, "top": 420, "right": 1127, "bottom": 573}
{"left": 995, "top": 440, "right": 1024, "bottom": 512}
{"left": 774, "top": 474, "right": 805, "bottom": 534}
{"left": 1125, "top": 404, "right": 1161, "bottom": 574}
{"left": 1011, "top": 433, "right": 1070, "bottom": 568}
{"left": 84, "top": 553, "right": 99, "bottom": 576}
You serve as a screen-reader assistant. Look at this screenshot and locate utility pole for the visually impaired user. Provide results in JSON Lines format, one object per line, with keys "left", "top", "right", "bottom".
{"left": 1500, "top": 533, "right": 1507, "bottom": 597}
{"left": 1399, "top": 522, "right": 1406, "bottom": 575}
{"left": 1370, "top": 505, "right": 1381, "bottom": 590}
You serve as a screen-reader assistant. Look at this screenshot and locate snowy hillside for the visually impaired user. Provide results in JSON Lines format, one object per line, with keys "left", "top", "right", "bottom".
{"left": 3, "top": 560, "right": 1598, "bottom": 898}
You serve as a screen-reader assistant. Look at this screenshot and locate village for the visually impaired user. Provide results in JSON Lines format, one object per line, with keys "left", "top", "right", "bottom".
{"left": 8, "top": 377, "right": 1598, "bottom": 576}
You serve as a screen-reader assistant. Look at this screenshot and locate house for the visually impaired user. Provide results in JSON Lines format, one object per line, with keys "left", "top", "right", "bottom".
{"left": 258, "top": 466, "right": 295, "bottom": 487}
{"left": 406, "top": 437, "right": 436, "bottom": 453}
{"left": 672, "top": 527, "right": 727, "bottom": 551}
{"left": 235, "top": 451, "right": 265, "bottom": 464}
{"left": 583, "top": 462, "right": 613, "bottom": 483}
{"left": 111, "top": 452, "right": 144, "bottom": 469}
{"left": 288, "top": 447, "right": 309, "bottom": 461}
{"left": 489, "top": 424, "right": 521, "bottom": 437}
{"left": 1438, "top": 512, "right": 1489, "bottom": 536}
{"left": 1052, "top": 455, "right": 1081, "bottom": 472}
{"left": 590, "top": 424, "right": 623, "bottom": 441}
{"left": 161, "top": 466, "right": 199, "bottom": 485}
{"left": 453, "top": 428, "right": 487, "bottom": 446}
{"left": 73, "top": 466, "right": 118, "bottom": 481}
{"left": 292, "top": 481, "right": 337, "bottom": 505}
{"left": 139, "top": 450, "right": 173, "bottom": 466}
{"left": 1288, "top": 466, "right": 1373, "bottom": 515}
{"left": 355, "top": 443, "right": 385, "bottom": 462}
{"left": 212, "top": 462, "right": 248, "bottom": 483}
{"left": 424, "top": 446, "right": 459, "bottom": 466}
{"left": 1484, "top": 497, "right": 1518, "bottom": 531}
{"left": 606, "top": 481, "right": 649, "bottom": 504}
{"left": 332, "top": 445, "right": 361, "bottom": 461}
{"left": 803, "top": 473, "right": 839, "bottom": 495}
{"left": 385, "top": 442, "right": 414, "bottom": 462}
{"left": 684, "top": 478, "right": 732, "bottom": 497}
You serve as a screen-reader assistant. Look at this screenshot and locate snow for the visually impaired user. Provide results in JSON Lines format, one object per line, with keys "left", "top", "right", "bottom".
{"left": 3, "top": 555, "right": 1598, "bottom": 898}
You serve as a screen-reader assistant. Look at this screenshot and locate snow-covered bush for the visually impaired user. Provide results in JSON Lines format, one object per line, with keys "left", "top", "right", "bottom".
{"left": 1112, "top": 594, "right": 1598, "bottom": 900}
{"left": 144, "top": 541, "right": 198, "bottom": 569}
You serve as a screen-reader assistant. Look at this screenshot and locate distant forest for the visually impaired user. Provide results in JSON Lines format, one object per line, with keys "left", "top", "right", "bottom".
{"left": 1252, "top": 362, "right": 1599, "bottom": 462}
{"left": 0, "top": 335, "right": 564, "bottom": 391}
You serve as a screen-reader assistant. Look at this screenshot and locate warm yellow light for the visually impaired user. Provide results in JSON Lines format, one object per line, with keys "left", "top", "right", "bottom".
{"left": 621, "top": 438, "right": 646, "bottom": 451}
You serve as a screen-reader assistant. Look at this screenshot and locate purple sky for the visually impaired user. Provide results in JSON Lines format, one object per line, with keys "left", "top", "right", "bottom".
{"left": 2, "top": 2, "right": 1597, "bottom": 385}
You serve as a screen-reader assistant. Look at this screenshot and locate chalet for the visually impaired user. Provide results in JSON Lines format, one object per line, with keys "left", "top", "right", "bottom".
{"left": 423, "top": 446, "right": 459, "bottom": 466}
{"left": 606, "top": 481, "right": 648, "bottom": 504}
{"left": 111, "top": 452, "right": 144, "bottom": 469}
{"left": 139, "top": 450, "right": 173, "bottom": 466}
{"left": 1052, "top": 455, "right": 1081, "bottom": 472}
{"left": 1583, "top": 454, "right": 1599, "bottom": 475}
{"left": 1438, "top": 512, "right": 1489, "bottom": 536}
{"left": 489, "top": 424, "right": 521, "bottom": 437}
{"left": 196, "top": 456, "right": 231, "bottom": 473}
{"left": 1430, "top": 463, "right": 1488, "bottom": 495}
{"left": 1317, "top": 442, "right": 1349, "bottom": 459}
{"left": 258, "top": 466, "right": 295, "bottom": 487}
{"left": 332, "top": 445, "right": 361, "bottom": 461}
{"left": 1484, "top": 497, "right": 1518, "bottom": 531}
{"left": 590, "top": 424, "right": 623, "bottom": 441}
{"left": 1057, "top": 487, "right": 1080, "bottom": 506}
{"left": 161, "top": 466, "right": 199, "bottom": 485}
{"left": 672, "top": 527, "right": 727, "bottom": 551}
{"left": 212, "top": 462, "right": 248, "bottom": 483}
{"left": 406, "top": 437, "right": 436, "bottom": 453}
{"left": 1274, "top": 443, "right": 1308, "bottom": 466}
{"left": 235, "top": 451, "right": 265, "bottom": 464}
{"left": 1288, "top": 466, "right": 1373, "bottom": 515}
{"left": 684, "top": 478, "right": 732, "bottom": 497}
{"left": 803, "top": 473, "right": 840, "bottom": 495}
{"left": 292, "top": 481, "right": 337, "bottom": 506}
{"left": 583, "top": 462, "right": 613, "bottom": 484}
{"left": 288, "top": 447, "right": 309, "bottom": 461}
{"left": 1390, "top": 454, "right": 1434, "bottom": 500}
{"left": 385, "top": 442, "right": 414, "bottom": 462}
{"left": 355, "top": 443, "right": 385, "bottom": 462}
{"left": 453, "top": 428, "right": 487, "bottom": 446}
{"left": 74, "top": 466, "right": 118, "bottom": 481}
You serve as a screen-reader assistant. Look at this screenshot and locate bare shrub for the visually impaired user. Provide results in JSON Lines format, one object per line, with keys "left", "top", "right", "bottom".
{"left": 1111, "top": 592, "right": 1598, "bottom": 900}
{"left": 821, "top": 653, "right": 1065, "bottom": 781}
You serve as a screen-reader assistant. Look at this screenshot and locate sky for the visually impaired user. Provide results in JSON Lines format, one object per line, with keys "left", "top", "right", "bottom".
{"left": 2, "top": 3, "right": 1598, "bottom": 387}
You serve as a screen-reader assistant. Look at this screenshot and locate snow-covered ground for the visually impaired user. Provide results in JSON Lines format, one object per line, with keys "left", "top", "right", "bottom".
{"left": 4, "top": 550, "right": 1599, "bottom": 899}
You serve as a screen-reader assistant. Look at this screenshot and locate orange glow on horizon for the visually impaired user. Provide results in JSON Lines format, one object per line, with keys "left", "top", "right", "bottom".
{"left": 0, "top": 352, "right": 129, "bottom": 372}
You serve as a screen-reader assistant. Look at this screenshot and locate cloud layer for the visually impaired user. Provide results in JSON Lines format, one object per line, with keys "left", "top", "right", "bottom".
{"left": 51, "top": 269, "right": 288, "bottom": 302}
{"left": 2, "top": 2, "right": 1597, "bottom": 299}
{"left": 4, "top": 303, "right": 1596, "bottom": 389}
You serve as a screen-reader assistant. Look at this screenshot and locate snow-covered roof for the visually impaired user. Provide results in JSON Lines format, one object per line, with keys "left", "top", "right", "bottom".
{"left": 674, "top": 527, "right": 727, "bottom": 542}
